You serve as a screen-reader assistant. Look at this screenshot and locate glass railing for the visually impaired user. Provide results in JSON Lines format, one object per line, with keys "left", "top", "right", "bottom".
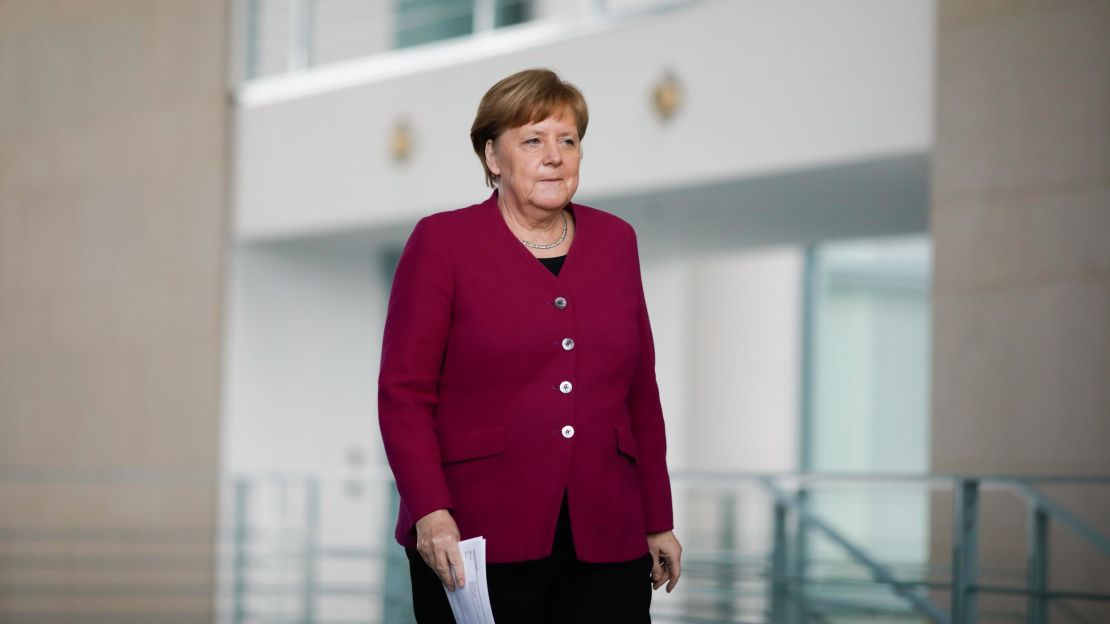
{"left": 234, "top": 0, "right": 705, "bottom": 82}
{"left": 2, "top": 469, "right": 1108, "bottom": 623}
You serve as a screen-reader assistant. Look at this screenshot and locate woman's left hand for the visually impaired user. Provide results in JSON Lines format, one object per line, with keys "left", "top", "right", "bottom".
{"left": 647, "top": 530, "right": 683, "bottom": 592}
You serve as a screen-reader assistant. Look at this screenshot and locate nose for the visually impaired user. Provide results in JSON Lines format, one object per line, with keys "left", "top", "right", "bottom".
{"left": 543, "top": 141, "right": 563, "bottom": 166}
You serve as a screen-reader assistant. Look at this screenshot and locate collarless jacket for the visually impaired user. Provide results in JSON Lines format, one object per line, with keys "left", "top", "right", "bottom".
{"left": 378, "top": 190, "right": 673, "bottom": 564}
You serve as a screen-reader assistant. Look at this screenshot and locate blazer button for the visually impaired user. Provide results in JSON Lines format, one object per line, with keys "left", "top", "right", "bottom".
{"left": 559, "top": 380, "right": 573, "bottom": 394}
{"left": 562, "top": 337, "right": 575, "bottom": 351}
{"left": 561, "top": 425, "right": 575, "bottom": 439}
{"left": 553, "top": 296, "right": 567, "bottom": 310}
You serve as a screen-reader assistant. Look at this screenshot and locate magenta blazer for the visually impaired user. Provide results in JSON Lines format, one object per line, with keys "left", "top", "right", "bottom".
{"left": 378, "top": 190, "right": 673, "bottom": 564}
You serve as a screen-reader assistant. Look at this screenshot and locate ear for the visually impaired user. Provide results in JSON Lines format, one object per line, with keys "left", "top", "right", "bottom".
{"left": 484, "top": 139, "right": 501, "bottom": 177}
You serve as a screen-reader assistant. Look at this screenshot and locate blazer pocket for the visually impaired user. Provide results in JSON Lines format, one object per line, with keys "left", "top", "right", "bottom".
{"left": 615, "top": 423, "right": 639, "bottom": 463}
{"left": 438, "top": 426, "right": 507, "bottom": 464}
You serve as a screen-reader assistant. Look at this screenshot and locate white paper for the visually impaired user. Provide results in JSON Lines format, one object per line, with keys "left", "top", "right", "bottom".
{"left": 443, "top": 536, "right": 496, "bottom": 624}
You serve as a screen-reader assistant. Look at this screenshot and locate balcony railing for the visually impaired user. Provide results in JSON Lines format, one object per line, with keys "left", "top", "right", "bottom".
{"left": 1, "top": 469, "right": 1108, "bottom": 623}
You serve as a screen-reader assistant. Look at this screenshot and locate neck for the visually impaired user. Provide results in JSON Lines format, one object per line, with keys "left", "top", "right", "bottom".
{"left": 496, "top": 190, "right": 564, "bottom": 234}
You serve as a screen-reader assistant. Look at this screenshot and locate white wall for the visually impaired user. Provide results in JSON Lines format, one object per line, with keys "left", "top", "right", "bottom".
{"left": 232, "top": 0, "right": 933, "bottom": 240}
{"left": 688, "top": 248, "right": 803, "bottom": 473}
{"left": 642, "top": 258, "right": 694, "bottom": 473}
{"left": 222, "top": 240, "right": 387, "bottom": 475}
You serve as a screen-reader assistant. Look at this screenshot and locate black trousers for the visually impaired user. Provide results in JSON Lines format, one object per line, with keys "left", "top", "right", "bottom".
{"left": 406, "top": 495, "right": 654, "bottom": 623}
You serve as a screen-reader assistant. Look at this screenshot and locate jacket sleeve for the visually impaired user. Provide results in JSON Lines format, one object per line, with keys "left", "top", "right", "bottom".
{"left": 378, "top": 216, "right": 454, "bottom": 528}
{"left": 625, "top": 225, "right": 675, "bottom": 534}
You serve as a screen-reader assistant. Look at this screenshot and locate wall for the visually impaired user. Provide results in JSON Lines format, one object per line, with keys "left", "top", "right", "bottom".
{"left": 0, "top": 1, "right": 230, "bottom": 621}
{"left": 929, "top": 1, "right": 1110, "bottom": 620}
{"left": 688, "top": 248, "right": 803, "bottom": 475}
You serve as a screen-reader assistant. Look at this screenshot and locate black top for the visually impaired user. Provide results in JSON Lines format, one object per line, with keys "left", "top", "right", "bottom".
{"left": 537, "top": 254, "right": 567, "bottom": 276}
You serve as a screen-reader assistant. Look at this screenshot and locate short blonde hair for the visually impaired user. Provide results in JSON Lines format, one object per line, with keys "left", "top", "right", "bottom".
{"left": 470, "top": 69, "right": 589, "bottom": 188}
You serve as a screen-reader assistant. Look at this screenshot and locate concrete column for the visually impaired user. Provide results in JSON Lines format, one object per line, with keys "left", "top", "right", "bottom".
{"left": 0, "top": 1, "right": 230, "bottom": 621}
{"left": 930, "top": 1, "right": 1110, "bottom": 621}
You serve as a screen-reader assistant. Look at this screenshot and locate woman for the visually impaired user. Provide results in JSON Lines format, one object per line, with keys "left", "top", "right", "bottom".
{"left": 378, "top": 68, "right": 682, "bottom": 622}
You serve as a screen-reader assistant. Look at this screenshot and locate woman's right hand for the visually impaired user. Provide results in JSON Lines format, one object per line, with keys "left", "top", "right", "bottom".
{"left": 415, "top": 509, "right": 466, "bottom": 591}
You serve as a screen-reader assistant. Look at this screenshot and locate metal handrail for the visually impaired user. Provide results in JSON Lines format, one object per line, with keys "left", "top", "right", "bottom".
{"left": 944, "top": 477, "right": 1110, "bottom": 624}
{"left": 1018, "top": 484, "right": 1110, "bottom": 557}
{"left": 756, "top": 477, "right": 948, "bottom": 623}
{"left": 2, "top": 469, "right": 1108, "bottom": 624}
{"left": 805, "top": 502, "right": 949, "bottom": 622}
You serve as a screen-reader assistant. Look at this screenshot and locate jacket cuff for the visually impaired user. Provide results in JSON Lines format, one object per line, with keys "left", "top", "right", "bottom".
{"left": 391, "top": 459, "right": 454, "bottom": 531}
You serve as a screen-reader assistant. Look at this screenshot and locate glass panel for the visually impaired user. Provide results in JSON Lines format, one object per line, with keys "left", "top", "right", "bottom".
{"left": 395, "top": 0, "right": 475, "bottom": 49}
{"left": 809, "top": 235, "right": 931, "bottom": 477}
{"left": 495, "top": 0, "right": 532, "bottom": 27}
{"left": 805, "top": 235, "right": 933, "bottom": 605}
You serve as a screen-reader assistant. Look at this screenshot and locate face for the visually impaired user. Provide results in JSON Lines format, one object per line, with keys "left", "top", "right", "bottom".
{"left": 485, "top": 110, "right": 581, "bottom": 212}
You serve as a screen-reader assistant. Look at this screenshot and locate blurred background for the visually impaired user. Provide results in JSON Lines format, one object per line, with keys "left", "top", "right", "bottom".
{"left": 1, "top": 0, "right": 1108, "bottom": 622}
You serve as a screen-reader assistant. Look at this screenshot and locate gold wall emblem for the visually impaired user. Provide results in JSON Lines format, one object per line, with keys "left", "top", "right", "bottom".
{"left": 390, "top": 120, "right": 413, "bottom": 163}
{"left": 652, "top": 71, "right": 682, "bottom": 121}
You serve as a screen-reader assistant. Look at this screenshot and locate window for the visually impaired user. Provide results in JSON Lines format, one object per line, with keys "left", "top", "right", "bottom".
{"left": 395, "top": 0, "right": 533, "bottom": 49}
{"left": 803, "top": 235, "right": 932, "bottom": 575}
{"left": 237, "top": 0, "right": 536, "bottom": 82}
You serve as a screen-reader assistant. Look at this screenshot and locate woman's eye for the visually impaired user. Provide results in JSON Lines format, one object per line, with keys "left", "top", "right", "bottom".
{"left": 524, "top": 138, "right": 540, "bottom": 145}
{"left": 561, "top": 138, "right": 577, "bottom": 146}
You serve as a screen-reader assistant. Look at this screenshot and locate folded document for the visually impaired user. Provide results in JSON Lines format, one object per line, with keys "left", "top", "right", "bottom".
{"left": 444, "top": 536, "right": 495, "bottom": 624}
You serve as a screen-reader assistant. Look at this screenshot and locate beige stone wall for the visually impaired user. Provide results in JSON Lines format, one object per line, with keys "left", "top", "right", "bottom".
{"left": 930, "top": 0, "right": 1110, "bottom": 621}
{"left": 0, "top": 1, "right": 229, "bottom": 621}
